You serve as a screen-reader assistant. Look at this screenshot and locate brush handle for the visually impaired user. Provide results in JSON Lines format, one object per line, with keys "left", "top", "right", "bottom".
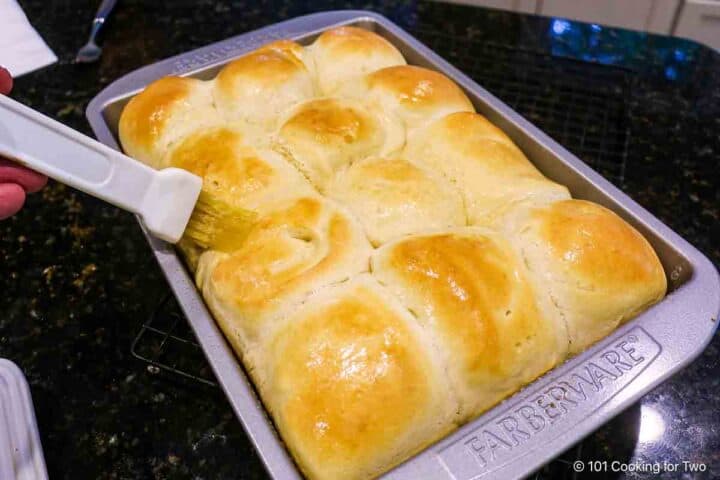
{"left": 0, "top": 94, "right": 202, "bottom": 243}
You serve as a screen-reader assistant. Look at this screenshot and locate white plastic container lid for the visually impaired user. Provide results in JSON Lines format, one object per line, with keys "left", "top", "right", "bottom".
{"left": 0, "top": 359, "right": 48, "bottom": 480}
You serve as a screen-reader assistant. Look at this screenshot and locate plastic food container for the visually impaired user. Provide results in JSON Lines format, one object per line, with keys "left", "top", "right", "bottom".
{"left": 86, "top": 11, "right": 720, "bottom": 480}
{"left": 0, "top": 359, "right": 48, "bottom": 480}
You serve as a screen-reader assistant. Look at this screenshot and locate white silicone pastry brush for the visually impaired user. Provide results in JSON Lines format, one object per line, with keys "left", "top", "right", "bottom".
{"left": 0, "top": 94, "right": 255, "bottom": 247}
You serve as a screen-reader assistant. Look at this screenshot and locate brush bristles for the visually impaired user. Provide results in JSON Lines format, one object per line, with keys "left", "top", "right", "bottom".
{"left": 184, "top": 190, "right": 257, "bottom": 251}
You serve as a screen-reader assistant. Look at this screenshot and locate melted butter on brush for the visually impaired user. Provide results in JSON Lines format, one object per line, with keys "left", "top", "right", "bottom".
{"left": 183, "top": 190, "right": 257, "bottom": 252}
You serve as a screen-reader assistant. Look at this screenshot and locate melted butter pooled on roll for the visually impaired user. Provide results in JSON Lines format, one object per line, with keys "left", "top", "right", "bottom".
{"left": 404, "top": 112, "right": 570, "bottom": 226}
{"left": 275, "top": 97, "right": 404, "bottom": 189}
{"left": 260, "top": 275, "right": 458, "bottom": 480}
{"left": 196, "top": 197, "right": 373, "bottom": 355}
{"left": 310, "top": 26, "right": 406, "bottom": 95}
{"left": 337, "top": 65, "right": 475, "bottom": 132}
{"left": 502, "top": 199, "right": 667, "bottom": 355}
{"left": 372, "top": 228, "right": 567, "bottom": 420}
{"left": 119, "top": 76, "right": 222, "bottom": 169}
{"left": 326, "top": 156, "right": 466, "bottom": 245}
{"left": 213, "top": 40, "right": 316, "bottom": 141}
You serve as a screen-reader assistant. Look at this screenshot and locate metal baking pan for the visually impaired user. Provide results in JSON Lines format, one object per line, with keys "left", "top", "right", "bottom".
{"left": 86, "top": 10, "right": 720, "bottom": 480}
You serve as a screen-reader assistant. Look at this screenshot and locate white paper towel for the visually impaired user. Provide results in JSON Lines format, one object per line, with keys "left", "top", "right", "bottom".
{"left": 0, "top": 0, "right": 57, "bottom": 77}
{"left": 0, "top": 359, "right": 48, "bottom": 480}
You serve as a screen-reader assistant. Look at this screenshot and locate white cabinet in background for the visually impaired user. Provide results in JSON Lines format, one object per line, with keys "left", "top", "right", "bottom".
{"left": 440, "top": 0, "right": 537, "bottom": 14}
{"left": 675, "top": 0, "right": 720, "bottom": 51}
{"left": 648, "top": 0, "right": 684, "bottom": 32}
{"left": 435, "top": 0, "right": 720, "bottom": 50}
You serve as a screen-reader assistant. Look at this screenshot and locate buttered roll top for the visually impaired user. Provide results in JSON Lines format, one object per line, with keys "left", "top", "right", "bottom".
{"left": 274, "top": 97, "right": 405, "bottom": 189}
{"left": 118, "top": 25, "right": 667, "bottom": 480}
{"left": 500, "top": 199, "right": 667, "bottom": 354}
{"left": 213, "top": 40, "right": 316, "bottom": 140}
{"left": 257, "top": 275, "right": 457, "bottom": 480}
{"left": 404, "top": 111, "right": 571, "bottom": 225}
{"left": 196, "top": 196, "right": 372, "bottom": 354}
{"left": 337, "top": 65, "right": 475, "bottom": 132}
{"left": 326, "top": 156, "right": 465, "bottom": 245}
{"left": 310, "top": 26, "right": 406, "bottom": 95}
{"left": 119, "top": 76, "right": 222, "bottom": 169}
{"left": 166, "top": 127, "right": 313, "bottom": 213}
{"left": 372, "top": 228, "right": 568, "bottom": 420}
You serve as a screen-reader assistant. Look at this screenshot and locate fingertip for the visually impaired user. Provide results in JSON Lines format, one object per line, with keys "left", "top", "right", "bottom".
{"left": 24, "top": 171, "right": 48, "bottom": 193}
{"left": 0, "top": 159, "right": 47, "bottom": 192}
{"left": 0, "top": 183, "right": 26, "bottom": 220}
{"left": 0, "top": 66, "right": 12, "bottom": 95}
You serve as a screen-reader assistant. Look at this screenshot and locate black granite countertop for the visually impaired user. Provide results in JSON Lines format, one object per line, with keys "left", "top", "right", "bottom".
{"left": 1, "top": 1, "right": 718, "bottom": 479}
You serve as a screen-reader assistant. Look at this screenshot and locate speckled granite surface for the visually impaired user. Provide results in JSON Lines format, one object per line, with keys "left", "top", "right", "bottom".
{"left": 0, "top": 1, "right": 718, "bottom": 479}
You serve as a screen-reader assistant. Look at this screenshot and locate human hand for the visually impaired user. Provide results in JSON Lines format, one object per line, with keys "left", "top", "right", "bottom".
{"left": 0, "top": 66, "right": 47, "bottom": 220}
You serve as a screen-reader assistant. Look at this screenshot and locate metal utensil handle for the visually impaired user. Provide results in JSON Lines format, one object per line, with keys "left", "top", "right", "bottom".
{"left": 89, "top": 0, "right": 118, "bottom": 39}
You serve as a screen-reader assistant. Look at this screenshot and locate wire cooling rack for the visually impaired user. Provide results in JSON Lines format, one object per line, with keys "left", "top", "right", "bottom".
{"left": 131, "top": 33, "right": 637, "bottom": 479}
{"left": 131, "top": 293, "right": 216, "bottom": 386}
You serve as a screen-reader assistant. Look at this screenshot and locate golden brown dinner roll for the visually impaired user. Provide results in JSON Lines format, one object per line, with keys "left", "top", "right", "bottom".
{"left": 310, "top": 26, "right": 406, "bottom": 94}
{"left": 165, "top": 126, "right": 314, "bottom": 213}
{"left": 404, "top": 112, "right": 570, "bottom": 225}
{"left": 195, "top": 196, "right": 373, "bottom": 355}
{"left": 164, "top": 126, "right": 315, "bottom": 270}
{"left": 119, "top": 76, "right": 222, "bottom": 169}
{"left": 501, "top": 199, "right": 667, "bottom": 354}
{"left": 326, "top": 156, "right": 466, "bottom": 245}
{"left": 336, "top": 65, "right": 475, "bottom": 131}
{"left": 257, "top": 274, "right": 458, "bottom": 480}
{"left": 274, "top": 97, "right": 404, "bottom": 189}
{"left": 372, "top": 228, "right": 568, "bottom": 421}
{"left": 213, "top": 40, "right": 316, "bottom": 140}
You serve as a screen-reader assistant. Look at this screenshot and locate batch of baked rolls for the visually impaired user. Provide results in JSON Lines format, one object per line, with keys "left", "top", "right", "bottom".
{"left": 119, "top": 26, "right": 668, "bottom": 480}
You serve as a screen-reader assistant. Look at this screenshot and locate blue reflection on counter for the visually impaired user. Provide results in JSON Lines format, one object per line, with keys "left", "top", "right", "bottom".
{"left": 548, "top": 17, "right": 623, "bottom": 65}
{"left": 665, "top": 65, "right": 678, "bottom": 80}
{"left": 547, "top": 17, "right": 701, "bottom": 83}
{"left": 552, "top": 19, "right": 571, "bottom": 35}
